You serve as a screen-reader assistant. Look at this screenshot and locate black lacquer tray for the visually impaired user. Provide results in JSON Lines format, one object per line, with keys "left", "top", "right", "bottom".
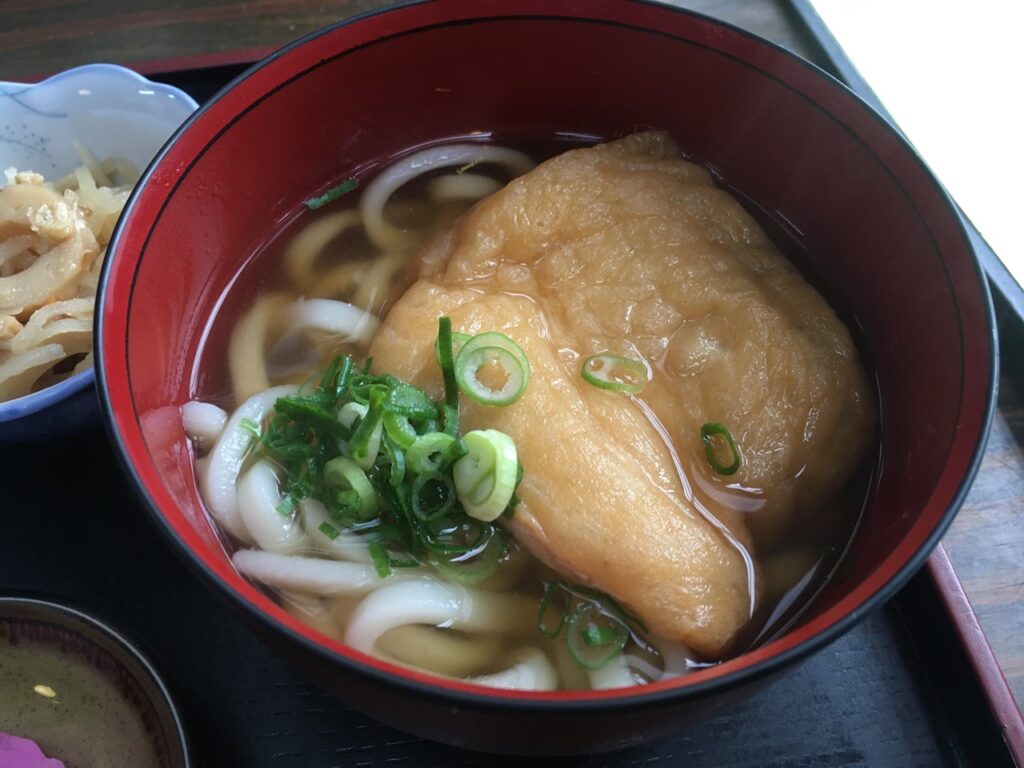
{"left": 0, "top": 427, "right": 1013, "bottom": 766}
{"left": 3, "top": 4, "right": 1022, "bottom": 765}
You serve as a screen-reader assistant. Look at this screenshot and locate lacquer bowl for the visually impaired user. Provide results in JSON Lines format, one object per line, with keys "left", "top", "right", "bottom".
{"left": 0, "top": 64, "right": 196, "bottom": 441}
{"left": 96, "top": 0, "right": 995, "bottom": 754}
{"left": 0, "top": 596, "right": 190, "bottom": 766}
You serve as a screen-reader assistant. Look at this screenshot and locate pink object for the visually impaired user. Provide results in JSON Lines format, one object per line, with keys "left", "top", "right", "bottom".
{"left": 0, "top": 734, "right": 65, "bottom": 768}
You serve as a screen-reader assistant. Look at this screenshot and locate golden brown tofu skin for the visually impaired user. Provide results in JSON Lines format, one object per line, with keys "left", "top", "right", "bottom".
{"left": 368, "top": 132, "right": 874, "bottom": 657}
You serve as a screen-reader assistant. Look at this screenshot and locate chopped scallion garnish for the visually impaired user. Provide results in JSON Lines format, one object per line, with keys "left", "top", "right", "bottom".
{"left": 566, "top": 604, "right": 629, "bottom": 670}
{"left": 406, "top": 432, "right": 458, "bottom": 475}
{"left": 245, "top": 335, "right": 524, "bottom": 585}
{"left": 580, "top": 353, "right": 648, "bottom": 394}
{"left": 700, "top": 422, "right": 741, "bottom": 475}
{"left": 323, "top": 457, "right": 378, "bottom": 521}
{"left": 434, "top": 529, "right": 509, "bottom": 586}
{"left": 318, "top": 521, "right": 341, "bottom": 540}
{"left": 275, "top": 495, "right": 297, "bottom": 518}
{"left": 582, "top": 625, "right": 621, "bottom": 647}
{"left": 454, "top": 332, "right": 530, "bottom": 406}
{"left": 437, "top": 317, "right": 460, "bottom": 410}
{"left": 536, "top": 580, "right": 639, "bottom": 670}
{"left": 538, "top": 581, "right": 570, "bottom": 639}
{"left": 382, "top": 410, "right": 418, "bottom": 450}
{"left": 435, "top": 330, "right": 471, "bottom": 366}
{"left": 239, "top": 417, "right": 261, "bottom": 439}
{"left": 411, "top": 472, "right": 457, "bottom": 522}
{"left": 349, "top": 389, "right": 386, "bottom": 466}
{"left": 304, "top": 178, "right": 359, "bottom": 210}
{"left": 368, "top": 541, "right": 392, "bottom": 578}
{"left": 453, "top": 429, "right": 518, "bottom": 522}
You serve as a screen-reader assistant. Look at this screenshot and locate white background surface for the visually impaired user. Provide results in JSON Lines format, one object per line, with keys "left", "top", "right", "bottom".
{"left": 812, "top": 0, "right": 1022, "bottom": 284}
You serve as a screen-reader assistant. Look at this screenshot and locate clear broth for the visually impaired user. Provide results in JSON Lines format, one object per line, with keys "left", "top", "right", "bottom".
{"left": 191, "top": 133, "right": 876, "bottom": 684}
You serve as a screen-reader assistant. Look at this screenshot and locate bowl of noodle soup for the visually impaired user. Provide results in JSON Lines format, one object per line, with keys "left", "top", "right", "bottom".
{"left": 0, "top": 64, "right": 197, "bottom": 440}
{"left": 96, "top": 0, "right": 995, "bottom": 754}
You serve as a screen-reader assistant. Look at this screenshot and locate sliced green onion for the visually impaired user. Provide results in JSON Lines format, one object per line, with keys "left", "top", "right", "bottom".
{"left": 337, "top": 401, "right": 367, "bottom": 429}
{"left": 275, "top": 495, "right": 297, "bottom": 518}
{"left": 441, "top": 403, "right": 459, "bottom": 437}
{"left": 562, "top": 581, "right": 648, "bottom": 632}
{"left": 239, "top": 417, "right": 261, "bottom": 439}
{"left": 304, "top": 178, "right": 358, "bottom": 210}
{"left": 581, "top": 354, "right": 648, "bottom": 394}
{"left": 441, "top": 437, "right": 468, "bottom": 469}
{"left": 319, "top": 354, "right": 353, "bottom": 399}
{"left": 406, "top": 432, "right": 457, "bottom": 475}
{"left": 537, "top": 581, "right": 570, "bottom": 639}
{"left": 434, "top": 330, "right": 471, "bottom": 366}
{"left": 349, "top": 388, "right": 385, "bottom": 467}
{"left": 411, "top": 472, "right": 456, "bottom": 522}
{"left": 323, "top": 457, "right": 378, "bottom": 520}
{"left": 381, "top": 434, "right": 406, "bottom": 487}
{"left": 244, "top": 350, "right": 522, "bottom": 590}
{"left": 565, "top": 603, "right": 629, "bottom": 671}
{"left": 346, "top": 375, "right": 393, "bottom": 406}
{"left": 382, "top": 410, "right": 418, "bottom": 450}
{"left": 421, "top": 516, "right": 489, "bottom": 556}
{"left": 461, "top": 332, "right": 530, "bottom": 368}
{"left": 388, "top": 383, "right": 437, "bottom": 420}
{"left": 582, "top": 625, "right": 621, "bottom": 647}
{"left": 434, "top": 530, "right": 509, "bottom": 586}
{"left": 700, "top": 422, "right": 741, "bottom": 475}
{"left": 436, "top": 317, "right": 459, "bottom": 409}
{"left": 318, "top": 521, "right": 341, "bottom": 540}
{"left": 335, "top": 401, "right": 380, "bottom": 470}
{"left": 368, "top": 541, "right": 392, "bottom": 578}
{"left": 274, "top": 396, "right": 347, "bottom": 437}
{"left": 455, "top": 346, "right": 529, "bottom": 407}
{"left": 453, "top": 332, "right": 530, "bottom": 407}
{"left": 333, "top": 488, "right": 361, "bottom": 513}
{"left": 453, "top": 429, "right": 518, "bottom": 522}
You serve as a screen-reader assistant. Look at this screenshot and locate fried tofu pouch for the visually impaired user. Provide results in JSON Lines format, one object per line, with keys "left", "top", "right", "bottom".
{"left": 369, "top": 132, "right": 873, "bottom": 657}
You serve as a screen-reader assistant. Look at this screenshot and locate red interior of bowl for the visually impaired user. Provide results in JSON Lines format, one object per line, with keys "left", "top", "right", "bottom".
{"left": 98, "top": 0, "right": 993, "bottom": 702}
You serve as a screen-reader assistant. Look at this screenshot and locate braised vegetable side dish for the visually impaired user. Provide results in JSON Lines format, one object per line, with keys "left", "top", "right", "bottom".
{"left": 184, "top": 132, "right": 875, "bottom": 690}
{"left": 0, "top": 149, "right": 137, "bottom": 401}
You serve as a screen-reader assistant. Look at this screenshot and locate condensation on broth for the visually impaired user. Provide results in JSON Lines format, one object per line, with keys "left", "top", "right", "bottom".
{"left": 190, "top": 132, "right": 875, "bottom": 688}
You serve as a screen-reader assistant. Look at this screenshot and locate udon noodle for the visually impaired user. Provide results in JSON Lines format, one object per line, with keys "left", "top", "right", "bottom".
{"left": 0, "top": 146, "right": 137, "bottom": 401}
{"left": 185, "top": 133, "right": 874, "bottom": 690}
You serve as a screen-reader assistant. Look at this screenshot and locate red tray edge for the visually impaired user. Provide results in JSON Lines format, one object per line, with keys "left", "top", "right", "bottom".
{"left": 927, "top": 545, "right": 1024, "bottom": 764}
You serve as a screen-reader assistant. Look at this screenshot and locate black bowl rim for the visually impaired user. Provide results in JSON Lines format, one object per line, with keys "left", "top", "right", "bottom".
{"left": 0, "top": 593, "right": 191, "bottom": 765}
{"left": 96, "top": 0, "right": 998, "bottom": 714}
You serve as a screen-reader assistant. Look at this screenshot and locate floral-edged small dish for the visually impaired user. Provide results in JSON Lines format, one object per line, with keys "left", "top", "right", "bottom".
{"left": 0, "top": 64, "right": 198, "bottom": 442}
{"left": 0, "top": 63, "right": 197, "bottom": 183}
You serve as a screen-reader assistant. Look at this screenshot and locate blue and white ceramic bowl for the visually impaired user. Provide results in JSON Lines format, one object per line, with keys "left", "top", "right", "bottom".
{"left": 0, "top": 64, "right": 197, "bottom": 441}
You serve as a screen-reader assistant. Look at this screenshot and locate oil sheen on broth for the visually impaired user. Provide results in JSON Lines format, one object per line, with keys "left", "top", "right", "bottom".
{"left": 186, "top": 132, "right": 875, "bottom": 690}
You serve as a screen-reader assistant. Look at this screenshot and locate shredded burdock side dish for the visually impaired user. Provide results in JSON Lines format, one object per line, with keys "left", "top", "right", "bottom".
{"left": 0, "top": 145, "right": 137, "bottom": 402}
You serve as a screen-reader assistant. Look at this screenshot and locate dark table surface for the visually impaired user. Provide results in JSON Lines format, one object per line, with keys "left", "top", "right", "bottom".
{"left": 2, "top": 1, "right": 1023, "bottom": 765}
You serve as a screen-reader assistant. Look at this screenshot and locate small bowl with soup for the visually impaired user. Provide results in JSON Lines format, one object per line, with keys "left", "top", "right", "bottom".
{"left": 0, "top": 596, "right": 189, "bottom": 767}
{"left": 0, "top": 64, "right": 197, "bottom": 441}
{"left": 96, "top": 0, "right": 996, "bottom": 755}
